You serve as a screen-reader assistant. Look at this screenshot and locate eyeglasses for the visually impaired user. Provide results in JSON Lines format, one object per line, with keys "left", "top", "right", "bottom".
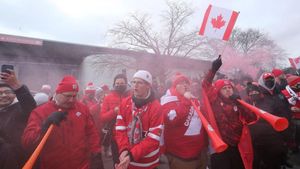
{"left": 0, "top": 90, "right": 14, "bottom": 96}
{"left": 131, "top": 80, "right": 146, "bottom": 86}
{"left": 60, "top": 93, "right": 77, "bottom": 99}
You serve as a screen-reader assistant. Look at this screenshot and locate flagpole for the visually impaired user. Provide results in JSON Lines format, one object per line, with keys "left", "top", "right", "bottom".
{"left": 220, "top": 41, "right": 229, "bottom": 56}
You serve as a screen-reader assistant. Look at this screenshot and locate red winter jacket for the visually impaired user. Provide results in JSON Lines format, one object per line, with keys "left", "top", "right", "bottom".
{"left": 115, "top": 96, "right": 162, "bottom": 169}
{"left": 100, "top": 90, "right": 131, "bottom": 124}
{"left": 22, "top": 101, "right": 101, "bottom": 169}
{"left": 80, "top": 95, "right": 98, "bottom": 109}
{"left": 90, "top": 103, "right": 102, "bottom": 134}
{"left": 161, "top": 89, "right": 207, "bottom": 159}
{"left": 202, "top": 70, "right": 255, "bottom": 146}
{"left": 202, "top": 70, "right": 256, "bottom": 169}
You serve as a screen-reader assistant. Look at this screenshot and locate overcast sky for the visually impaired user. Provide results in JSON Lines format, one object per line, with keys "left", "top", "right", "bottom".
{"left": 1, "top": 0, "right": 299, "bottom": 60}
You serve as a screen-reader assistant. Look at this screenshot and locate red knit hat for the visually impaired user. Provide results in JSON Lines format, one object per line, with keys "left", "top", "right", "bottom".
{"left": 85, "top": 82, "right": 96, "bottom": 94}
{"left": 214, "top": 79, "right": 233, "bottom": 93}
{"left": 172, "top": 73, "right": 190, "bottom": 87}
{"left": 101, "top": 84, "right": 109, "bottom": 92}
{"left": 56, "top": 75, "right": 79, "bottom": 94}
{"left": 262, "top": 72, "right": 274, "bottom": 80}
{"left": 287, "top": 75, "right": 300, "bottom": 87}
{"left": 272, "top": 68, "right": 284, "bottom": 77}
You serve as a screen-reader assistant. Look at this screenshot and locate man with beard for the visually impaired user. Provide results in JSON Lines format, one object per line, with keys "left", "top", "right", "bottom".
{"left": 99, "top": 73, "right": 131, "bottom": 161}
{"left": 115, "top": 70, "right": 162, "bottom": 169}
{"left": 22, "top": 75, "right": 104, "bottom": 169}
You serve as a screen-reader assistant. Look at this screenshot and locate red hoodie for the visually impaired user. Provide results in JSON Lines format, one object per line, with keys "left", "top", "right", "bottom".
{"left": 100, "top": 90, "right": 131, "bottom": 124}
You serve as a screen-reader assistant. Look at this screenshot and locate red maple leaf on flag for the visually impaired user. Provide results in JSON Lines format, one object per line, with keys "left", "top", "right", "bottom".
{"left": 211, "top": 14, "right": 226, "bottom": 29}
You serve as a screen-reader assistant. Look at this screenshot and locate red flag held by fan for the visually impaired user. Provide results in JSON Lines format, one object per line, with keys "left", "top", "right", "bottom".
{"left": 199, "top": 4, "right": 239, "bottom": 41}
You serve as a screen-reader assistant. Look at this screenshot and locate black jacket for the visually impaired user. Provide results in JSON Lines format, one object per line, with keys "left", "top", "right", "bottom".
{"left": 0, "top": 85, "right": 36, "bottom": 169}
{"left": 248, "top": 86, "right": 290, "bottom": 147}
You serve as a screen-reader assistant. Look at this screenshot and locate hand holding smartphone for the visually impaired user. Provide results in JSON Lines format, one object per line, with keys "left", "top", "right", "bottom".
{"left": 1, "top": 64, "right": 14, "bottom": 80}
{"left": 1, "top": 64, "right": 14, "bottom": 74}
{"left": 1, "top": 64, "right": 21, "bottom": 89}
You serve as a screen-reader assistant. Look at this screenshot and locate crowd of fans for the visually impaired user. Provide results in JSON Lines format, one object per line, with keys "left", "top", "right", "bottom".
{"left": 0, "top": 56, "right": 299, "bottom": 169}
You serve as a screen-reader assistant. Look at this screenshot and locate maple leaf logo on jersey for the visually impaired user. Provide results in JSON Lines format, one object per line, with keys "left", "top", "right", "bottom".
{"left": 211, "top": 14, "right": 226, "bottom": 29}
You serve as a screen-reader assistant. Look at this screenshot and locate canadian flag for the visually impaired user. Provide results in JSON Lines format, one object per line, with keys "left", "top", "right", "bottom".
{"left": 289, "top": 57, "right": 300, "bottom": 69}
{"left": 199, "top": 4, "right": 239, "bottom": 41}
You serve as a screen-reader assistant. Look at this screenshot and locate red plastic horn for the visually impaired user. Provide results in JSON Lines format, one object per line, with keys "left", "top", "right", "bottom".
{"left": 237, "top": 99, "right": 289, "bottom": 131}
{"left": 23, "top": 124, "right": 54, "bottom": 169}
{"left": 191, "top": 100, "right": 228, "bottom": 153}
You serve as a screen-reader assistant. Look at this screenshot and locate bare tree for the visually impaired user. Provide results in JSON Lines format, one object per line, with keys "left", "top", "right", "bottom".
{"left": 108, "top": 1, "right": 207, "bottom": 58}
{"left": 229, "top": 28, "right": 286, "bottom": 68}
{"left": 229, "top": 28, "right": 273, "bottom": 54}
{"left": 102, "top": 0, "right": 211, "bottom": 83}
{"left": 89, "top": 54, "right": 137, "bottom": 70}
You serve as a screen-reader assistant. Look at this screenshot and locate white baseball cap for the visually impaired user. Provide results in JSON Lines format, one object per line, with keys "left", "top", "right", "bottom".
{"left": 133, "top": 70, "right": 152, "bottom": 85}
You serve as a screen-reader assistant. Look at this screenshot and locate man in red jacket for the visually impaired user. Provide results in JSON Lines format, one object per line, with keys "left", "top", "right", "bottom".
{"left": 115, "top": 70, "right": 162, "bottom": 169}
{"left": 202, "top": 56, "right": 256, "bottom": 169}
{"left": 161, "top": 73, "right": 208, "bottom": 169}
{"left": 22, "top": 75, "right": 104, "bottom": 169}
{"left": 100, "top": 73, "right": 130, "bottom": 161}
{"left": 81, "top": 82, "right": 98, "bottom": 108}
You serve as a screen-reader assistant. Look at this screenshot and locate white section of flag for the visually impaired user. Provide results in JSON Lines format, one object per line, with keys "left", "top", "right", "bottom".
{"left": 289, "top": 57, "right": 300, "bottom": 69}
{"left": 199, "top": 5, "right": 239, "bottom": 41}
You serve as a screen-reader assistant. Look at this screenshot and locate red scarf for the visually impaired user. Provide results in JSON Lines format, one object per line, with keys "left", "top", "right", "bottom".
{"left": 129, "top": 104, "right": 148, "bottom": 145}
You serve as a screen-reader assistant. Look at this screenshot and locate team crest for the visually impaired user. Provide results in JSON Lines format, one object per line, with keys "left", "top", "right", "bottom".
{"left": 76, "top": 112, "right": 82, "bottom": 117}
{"left": 72, "top": 84, "right": 78, "bottom": 89}
{"left": 233, "top": 105, "right": 238, "bottom": 112}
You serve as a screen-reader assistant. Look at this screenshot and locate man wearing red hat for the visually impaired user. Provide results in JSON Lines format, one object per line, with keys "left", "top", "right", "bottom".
{"left": 256, "top": 72, "right": 294, "bottom": 167}
{"left": 115, "top": 70, "right": 162, "bottom": 169}
{"left": 246, "top": 81, "right": 287, "bottom": 169}
{"left": 282, "top": 75, "right": 300, "bottom": 119}
{"left": 81, "top": 82, "right": 98, "bottom": 108}
{"left": 272, "top": 68, "right": 288, "bottom": 91}
{"left": 202, "top": 56, "right": 256, "bottom": 169}
{"left": 281, "top": 75, "right": 300, "bottom": 153}
{"left": 22, "top": 75, "right": 104, "bottom": 169}
{"left": 161, "top": 73, "right": 208, "bottom": 169}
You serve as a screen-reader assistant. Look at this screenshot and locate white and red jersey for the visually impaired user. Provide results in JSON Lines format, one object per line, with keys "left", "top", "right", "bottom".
{"left": 282, "top": 85, "right": 300, "bottom": 119}
{"left": 160, "top": 90, "right": 207, "bottom": 159}
{"left": 115, "top": 97, "right": 162, "bottom": 169}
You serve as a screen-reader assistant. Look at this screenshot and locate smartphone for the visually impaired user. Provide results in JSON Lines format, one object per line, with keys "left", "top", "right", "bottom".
{"left": 1, "top": 64, "right": 14, "bottom": 74}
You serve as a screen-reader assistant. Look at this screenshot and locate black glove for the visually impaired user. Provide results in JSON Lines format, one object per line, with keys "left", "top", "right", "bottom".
{"left": 90, "top": 152, "right": 104, "bottom": 169}
{"left": 211, "top": 55, "right": 222, "bottom": 73}
{"left": 41, "top": 112, "right": 67, "bottom": 133}
{"left": 229, "top": 94, "right": 241, "bottom": 101}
